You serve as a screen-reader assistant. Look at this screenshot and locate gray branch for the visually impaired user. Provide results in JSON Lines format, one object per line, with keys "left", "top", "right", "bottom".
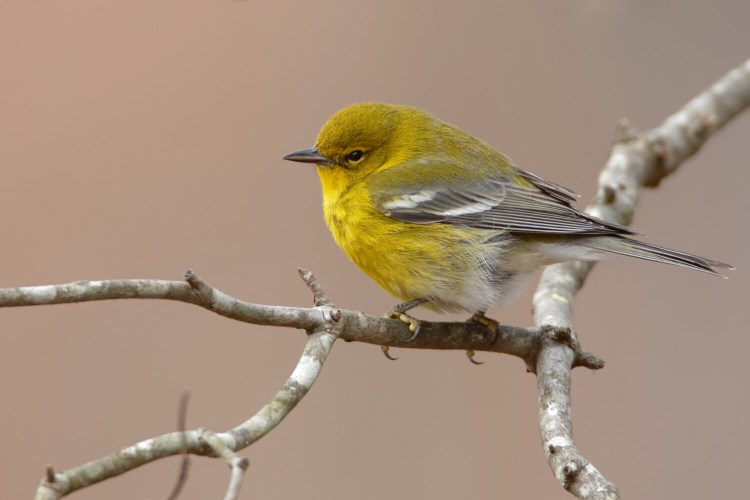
{"left": 2, "top": 57, "right": 746, "bottom": 499}
{"left": 0, "top": 270, "right": 597, "bottom": 370}
{"left": 532, "top": 57, "right": 750, "bottom": 498}
{"left": 33, "top": 273, "right": 342, "bottom": 499}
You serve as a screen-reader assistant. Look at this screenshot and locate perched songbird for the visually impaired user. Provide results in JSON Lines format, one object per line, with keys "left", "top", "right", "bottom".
{"left": 284, "top": 103, "right": 732, "bottom": 360}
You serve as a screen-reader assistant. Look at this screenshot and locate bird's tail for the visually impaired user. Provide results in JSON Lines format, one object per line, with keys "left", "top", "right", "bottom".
{"left": 577, "top": 235, "right": 734, "bottom": 277}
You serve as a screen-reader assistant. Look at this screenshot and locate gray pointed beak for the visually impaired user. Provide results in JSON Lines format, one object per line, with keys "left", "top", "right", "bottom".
{"left": 283, "top": 147, "right": 332, "bottom": 165}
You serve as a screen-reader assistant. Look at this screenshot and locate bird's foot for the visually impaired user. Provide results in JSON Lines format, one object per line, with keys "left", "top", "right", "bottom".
{"left": 386, "top": 310, "right": 421, "bottom": 342}
{"left": 380, "top": 299, "right": 427, "bottom": 361}
{"left": 387, "top": 299, "right": 426, "bottom": 341}
{"left": 381, "top": 345, "right": 398, "bottom": 361}
{"left": 464, "top": 311, "right": 500, "bottom": 365}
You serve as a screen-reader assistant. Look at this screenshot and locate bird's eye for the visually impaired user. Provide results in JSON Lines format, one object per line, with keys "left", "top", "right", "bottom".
{"left": 347, "top": 150, "right": 364, "bottom": 162}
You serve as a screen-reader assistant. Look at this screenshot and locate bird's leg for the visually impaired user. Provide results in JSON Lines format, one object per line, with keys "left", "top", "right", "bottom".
{"left": 387, "top": 298, "right": 427, "bottom": 340}
{"left": 464, "top": 310, "right": 500, "bottom": 365}
{"left": 467, "top": 310, "right": 500, "bottom": 338}
{"left": 381, "top": 298, "right": 428, "bottom": 360}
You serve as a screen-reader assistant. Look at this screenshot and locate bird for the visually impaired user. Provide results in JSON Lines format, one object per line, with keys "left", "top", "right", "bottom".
{"left": 284, "top": 102, "right": 732, "bottom": 362}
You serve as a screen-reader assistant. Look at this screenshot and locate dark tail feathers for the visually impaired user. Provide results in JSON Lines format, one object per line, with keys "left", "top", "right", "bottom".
{"left": 580, "top": 236, "right": 734, "bottom": 277}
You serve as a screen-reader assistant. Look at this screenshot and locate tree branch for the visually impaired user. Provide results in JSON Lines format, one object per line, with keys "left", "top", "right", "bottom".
{"left": 33, "top": 282, "right": 342, "bottom": 499}
{"left": 166, "top": 390, "right": 192, "bottom": 500}
{"left": 4, "top": 57, "right": 748, "bottom": 499}
{"left": 532, "top": 57, "right": 750, "bottom": 498}
{"left": 0, "top": 271, "right": 566, "bottom": 368}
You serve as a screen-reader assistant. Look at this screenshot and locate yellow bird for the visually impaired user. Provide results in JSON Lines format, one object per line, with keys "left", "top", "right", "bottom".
{"left": 284, "top": 103, "right": 732, "bottom": 360}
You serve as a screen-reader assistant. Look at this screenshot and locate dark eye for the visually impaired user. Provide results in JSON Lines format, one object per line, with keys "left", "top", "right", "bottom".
{"left": 347, "top": 150, "right": 364, "bottom": 162}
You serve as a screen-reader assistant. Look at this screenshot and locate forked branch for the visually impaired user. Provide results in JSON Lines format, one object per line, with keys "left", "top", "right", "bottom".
{"left": 0, "top": 57, "right": 746, "bottom": 499}
{"left": 532, "top": 57, "right": 750, "bottom": 498}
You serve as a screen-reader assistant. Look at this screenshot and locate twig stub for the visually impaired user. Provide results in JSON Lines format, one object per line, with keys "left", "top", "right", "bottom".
{"left": 298, "top": 268, "right": 335, "bottom": 308}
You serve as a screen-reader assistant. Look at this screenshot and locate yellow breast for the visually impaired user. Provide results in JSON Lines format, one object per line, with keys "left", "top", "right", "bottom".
{"left": 317, "top": 167, "right": 498, "bottom": 311}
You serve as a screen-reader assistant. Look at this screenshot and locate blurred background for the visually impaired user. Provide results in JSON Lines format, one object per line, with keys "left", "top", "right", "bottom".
{"left": 1, "top": 1, "right": 748, "bottom": 498}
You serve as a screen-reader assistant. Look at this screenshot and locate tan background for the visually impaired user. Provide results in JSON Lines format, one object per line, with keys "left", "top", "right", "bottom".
{"left": 1, "top": 1, "right": 748, "bottom": 499}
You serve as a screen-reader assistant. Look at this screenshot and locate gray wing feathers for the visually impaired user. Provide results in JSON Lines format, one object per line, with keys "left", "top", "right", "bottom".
{"left": 372, "top": 163, "right": 637, "bottom": 235}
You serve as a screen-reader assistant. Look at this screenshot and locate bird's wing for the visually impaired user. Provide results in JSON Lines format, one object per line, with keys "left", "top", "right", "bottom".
{"left": 368, "top": 161, "right": 636, "bottom": 235}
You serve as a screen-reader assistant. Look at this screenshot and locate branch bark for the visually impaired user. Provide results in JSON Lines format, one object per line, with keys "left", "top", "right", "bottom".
{"left": 0, "top": 270, "right": 596, "bottom": 370}
{"left": 532, "top": 57, "right": 750, "bottom": 498}
{"left": 0, "top": 57, "right": 746, "bottom": 498}
{"left": 32, "top": 272, "right": 342, "bottom": 499}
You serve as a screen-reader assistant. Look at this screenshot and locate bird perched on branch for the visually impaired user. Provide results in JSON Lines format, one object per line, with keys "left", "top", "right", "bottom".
{"left": 284, "top": 102, "right": 732, "bottom": 362}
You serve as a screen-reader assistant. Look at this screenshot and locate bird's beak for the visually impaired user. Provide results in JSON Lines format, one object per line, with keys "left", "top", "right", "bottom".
{"left": 283, "top": 147, "right": 332, "bottom": 165}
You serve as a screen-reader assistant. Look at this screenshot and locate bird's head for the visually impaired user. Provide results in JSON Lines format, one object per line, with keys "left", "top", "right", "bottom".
{"left": 284, "top": 102, "right": 436, "bottom": 187}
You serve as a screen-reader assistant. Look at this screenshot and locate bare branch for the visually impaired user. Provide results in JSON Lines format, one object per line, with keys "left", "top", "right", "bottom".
{"left": 201, "top": 430, "right": 250, "bottom": 500}
{"left": 532, "top": 58, "right": 750, "bottom": 498}
{"left": 298, "top": 267, "right": 335, "bottom": 307}
{"left": 225, "top": 456, "right": 250, "bottom": 500}
{"left": 13, "top": 58, "right": 749, "bottom": 500}
{"left": 33, "top": 308, "right": 341, "bottom": 498}
{"left": 0, "top": 273, "right": 549, "bottom": 365}
{"left": 166, "top": 391, "right": 192, "bottom": 500}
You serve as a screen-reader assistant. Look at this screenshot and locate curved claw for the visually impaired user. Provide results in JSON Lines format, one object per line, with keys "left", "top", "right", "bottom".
{"left": 466, "top": 350, "right": 484, "bottom": 365}
{"left": 467, "top": 312, "right": 500, "bottom": 344}
{"left": 381, "top": 345, "right": 398, "bottom": 361}
{"left": 387, "top": 311, "right": 422, "bottom": 343}
{"left": 405, "top": 316, "right": 421, "bottom": 342}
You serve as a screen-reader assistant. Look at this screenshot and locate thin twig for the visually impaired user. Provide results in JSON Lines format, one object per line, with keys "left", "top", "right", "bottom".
{"left": 32, "top": 295, "right": 342, "bottom": 498}
{"left": 201, "top": 430, "right": 250, "bottom": 500}
{"left": 166, "top": 390, "right": 192, "bottom": 500}
{"left": 298, "top": 267, "right": 335, "bottom": 308}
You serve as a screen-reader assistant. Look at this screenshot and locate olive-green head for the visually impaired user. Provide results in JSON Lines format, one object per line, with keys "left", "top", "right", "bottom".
{"left": 283, "top": 102, "right": 439, "bottom": 178}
